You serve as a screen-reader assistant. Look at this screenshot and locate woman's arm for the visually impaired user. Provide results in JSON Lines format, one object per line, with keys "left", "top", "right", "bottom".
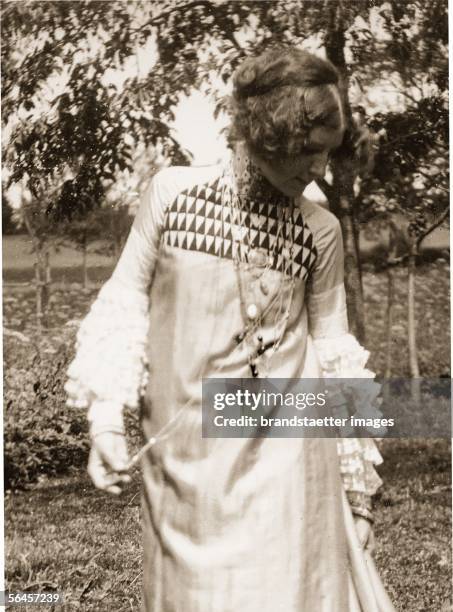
{"left": 304, "top": 203, "right": 383, "bottom": 527}
{"left": 65, "top": 169, "right": 172, "bottom": 492}
{"left": 65, "top": 169, "right": 176, "bottom": 410}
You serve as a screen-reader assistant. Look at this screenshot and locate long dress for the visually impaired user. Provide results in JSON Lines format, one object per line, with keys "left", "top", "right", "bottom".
{"left": 66, "top": 161, "right": 396, "bottom": 612}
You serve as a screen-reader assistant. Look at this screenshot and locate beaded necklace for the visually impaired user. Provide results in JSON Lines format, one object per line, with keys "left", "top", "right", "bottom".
{"left": 223, "top": 153, "right": 297, "bottom": 377}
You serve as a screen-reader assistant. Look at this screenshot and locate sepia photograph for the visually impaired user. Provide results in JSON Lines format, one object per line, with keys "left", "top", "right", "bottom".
{"left": 2, "top": 1, "right": 451, "bottom": 610}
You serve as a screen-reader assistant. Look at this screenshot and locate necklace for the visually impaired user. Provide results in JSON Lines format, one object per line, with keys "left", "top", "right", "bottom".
{"left": 223, "top": 160, "right": 297, "bottom": 377}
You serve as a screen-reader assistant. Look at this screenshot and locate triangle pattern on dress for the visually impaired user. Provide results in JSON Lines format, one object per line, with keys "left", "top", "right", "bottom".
{"left": 205, "top": 218, "right": 215, "bottom": 236}
{"left": 161, "top": 175, "right": 318, "bottom": 280}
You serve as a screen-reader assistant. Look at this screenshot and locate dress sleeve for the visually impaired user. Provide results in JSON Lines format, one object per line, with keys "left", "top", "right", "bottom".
{"left": 306, "top": 208, "right": 383, "bottom": 515}
{"left": 65, "top": 170, "right": 171, "bottom": 415}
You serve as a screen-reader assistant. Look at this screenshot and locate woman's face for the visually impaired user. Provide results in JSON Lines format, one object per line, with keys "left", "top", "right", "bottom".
{"left": 250, "top": 125, "right": 344, "bottom": 198}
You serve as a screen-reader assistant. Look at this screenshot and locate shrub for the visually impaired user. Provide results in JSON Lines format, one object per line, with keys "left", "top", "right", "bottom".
{"left": 4, "top": 332, "right": 90, "bottom": 490}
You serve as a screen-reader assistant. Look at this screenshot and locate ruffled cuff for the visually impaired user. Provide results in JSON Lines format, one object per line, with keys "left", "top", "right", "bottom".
{"left": 313, "top": 332, "right": 384, "bottom": 427}
{"left": 312, "top": 333, "right": 384, "bottom": 499}
{"left": 65, "top": 278, "right": 150, "bottom": 410}
{"left": 312, "top": 333, "right": 374, "bottom": 378}
{"left": 337, "top": 437, "right": 383, "bottom": 498}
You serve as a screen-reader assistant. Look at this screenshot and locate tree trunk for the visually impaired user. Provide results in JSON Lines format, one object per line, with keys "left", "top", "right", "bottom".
{"left": 385, "top": 219, "right": 401, "bottom": 381}
{"left": 82, "top": 241, "right": 88, "bottom": 289}
{"left": 42, "top": 249, "right": 51, "bottom": 317}
{"left": 408, "top": 237, "right": 420, "bottom": 404}
{"left": 407, "top": 241, "right": 419, "bottom": 377}
{"left": 384, "top": 266, "right": 394, "bottom": 379}
{"left": 34, "top": 260, "right": 43, "bottom": 333}
{"left": 21, "top": 205, "right": 49, "bottom": 330}
{"left": 324, "top": 3, "right": 366, "bottom": 343}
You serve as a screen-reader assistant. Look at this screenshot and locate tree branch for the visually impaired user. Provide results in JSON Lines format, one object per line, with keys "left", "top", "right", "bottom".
{"left": 140, "top": 0, "right": 217, "bottom": 30}
{"left": 139, "top": 0, "right": 245, "bottom": 54}
{"left": 416, "top": 207, "right": 449, "bottom": 248}
{"left": 381, "top": 130, "right": 438, "bottom": 150}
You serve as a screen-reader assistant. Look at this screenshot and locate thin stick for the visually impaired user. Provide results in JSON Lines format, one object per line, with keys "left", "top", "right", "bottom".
{"left": 126, "top": 436, "right": 158, "bottom": 470}
{"left": 125, "top": 404, "right": 187, "bottom": 470}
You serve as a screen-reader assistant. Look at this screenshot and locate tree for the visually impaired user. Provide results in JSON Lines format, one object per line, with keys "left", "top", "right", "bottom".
{"left": 2, "top": 0, "right": 448, "bottom": 344}
{"left": 15, "top": 194, "right": 55, "bottom": 330}
{"left": 361, "top": 98, "right": 448, "bottom": 385}
{"left": 57, "top": 209, "right": 109, "bottom": 288}
{"left": 357, "top": 0, "right": 448, "bottom": 380}
{"left": 2, "top": 1, "right": 190, "bottom": 221}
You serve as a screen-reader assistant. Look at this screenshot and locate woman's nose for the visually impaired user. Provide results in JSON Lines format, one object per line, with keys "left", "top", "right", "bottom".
{"left": 309, "top": 153, "right": 328, "bottom": 179}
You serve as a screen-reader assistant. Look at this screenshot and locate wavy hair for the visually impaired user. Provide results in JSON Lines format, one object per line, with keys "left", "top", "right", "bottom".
{"left": 229, "top": 48, "right": 344, "bottom": 160}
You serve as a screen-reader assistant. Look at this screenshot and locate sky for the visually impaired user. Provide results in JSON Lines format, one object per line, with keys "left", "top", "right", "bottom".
{"left": 171, "top": 91, "right": 229, "bottom": 165}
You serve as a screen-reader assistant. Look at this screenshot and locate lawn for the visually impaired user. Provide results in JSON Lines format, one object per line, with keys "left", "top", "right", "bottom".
{"left": 5, "top": 440, "right": 451, "bottom": 611}
{"left": 2, "top": 235, "right": 114, "bottom": 284}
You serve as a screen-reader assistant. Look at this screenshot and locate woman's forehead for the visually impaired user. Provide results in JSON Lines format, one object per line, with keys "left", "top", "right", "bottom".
{"left": 307, "top": 125, "right": 344, "bottom": 150}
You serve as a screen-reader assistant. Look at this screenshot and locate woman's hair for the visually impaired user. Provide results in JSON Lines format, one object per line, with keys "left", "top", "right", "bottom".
{"left": 229, "top": 47, "right": 344, "bottom": 160}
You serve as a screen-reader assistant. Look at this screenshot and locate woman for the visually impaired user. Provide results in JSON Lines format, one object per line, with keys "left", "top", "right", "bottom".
{"left": 66, "top": 48, "right": 395, "bottom": 611}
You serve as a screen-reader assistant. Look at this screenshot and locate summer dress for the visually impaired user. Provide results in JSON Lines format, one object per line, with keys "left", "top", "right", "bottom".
{"left": 66, "top": 160, "right": 395, "bottom": 612}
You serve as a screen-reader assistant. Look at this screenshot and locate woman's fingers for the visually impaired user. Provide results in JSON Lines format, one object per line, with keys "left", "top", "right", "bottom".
{"left": 365, "top": 527, "right": 376, "bottom": 554}
{"left": 353, "top": 515, "right": 373, "bottom": 549}
{"left": 95, "top": 432, "right": 130, "bottom": 471}
{"left": 88, "top": 433, "right": 131, "bottom": 495}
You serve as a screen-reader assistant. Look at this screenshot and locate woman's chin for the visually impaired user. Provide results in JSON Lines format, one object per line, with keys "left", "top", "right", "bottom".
{"left": 281, "top": 183, "right": 306, "bottom": 198}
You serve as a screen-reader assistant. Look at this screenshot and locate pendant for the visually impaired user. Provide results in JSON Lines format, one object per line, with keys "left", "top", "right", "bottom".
{"left": 250, "top": 362, "right": 259, "bottom": 377}
{"left": 246, "top": 303, "right": 258, "bottom": 320}
{"left": 233, "top": 226, "right": 247, "bottom": 241}
{"left": 248, "top": 248, "right": 268, "bottom": 267}
{"left": 260, "top": 280, "right": 269, "bottom": 295}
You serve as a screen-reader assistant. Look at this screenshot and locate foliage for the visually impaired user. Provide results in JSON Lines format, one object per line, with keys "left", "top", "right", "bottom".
{"left": 353, "top": 0, "right": 448, "bottom": 240}
{"left": 2, "top": 1, "right": 190, "bottom": 222}
{"left": 2, "top": 194, "right": 19, "bottom": 235}
{"left": 3, "top": 332, "right": 89, "bottom": 490}
{"left": 3, "top": 285, "right": 146, "bottom": 490}
{"left": 348, "top": 0, "right": 448, "bottom": 96}
{"left": 5, "top": 0, "right": 441, "bottom": 218}
{"left": 3, "top": 0, "right": 448, "bottom": 343}
{"left": 359, "top": 94, "right": 448, "bottom": 231}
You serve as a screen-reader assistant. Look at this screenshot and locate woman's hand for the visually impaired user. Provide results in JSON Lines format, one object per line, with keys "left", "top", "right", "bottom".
{"left": 88, "top": 432, "right": 131, "bottom": 495}
{"left": 354, "top": 515, "right": 375, "bottom": 553}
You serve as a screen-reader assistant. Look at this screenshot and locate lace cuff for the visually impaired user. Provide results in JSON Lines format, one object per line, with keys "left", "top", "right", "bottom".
{"left": 337, "top": 437, "right": 383, "bottom": 499}
{"left": 65, "top": 278, "right": 150, "bottom": 410}
{"left": 312, "top": 333, "right": 373, "bottom": 378}
{"left": 312, "top": 333, "right": 384, "bottom": 500}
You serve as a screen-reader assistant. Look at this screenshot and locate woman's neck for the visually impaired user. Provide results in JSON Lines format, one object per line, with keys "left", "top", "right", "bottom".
{"left": 232, "top": 143, "right": 287, "bottom": 204}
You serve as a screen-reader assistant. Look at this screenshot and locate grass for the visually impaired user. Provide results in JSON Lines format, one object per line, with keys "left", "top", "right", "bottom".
{"left": 3, "top": 265, "right": 113, "bottom": 285}
{"left": 374, "top": 439, "right": 452, "bottom": 610}
{"left": 2, "top": 236, "right": 112, "bottom": 270}
{"left": 5, "top": 440, "right": 451, "bottom": 611}
{"left": 5, "top": 469, "right": 143, "bottom": 612}
{"left": 2, "top": 234, "right": 114, "bottom": 284}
